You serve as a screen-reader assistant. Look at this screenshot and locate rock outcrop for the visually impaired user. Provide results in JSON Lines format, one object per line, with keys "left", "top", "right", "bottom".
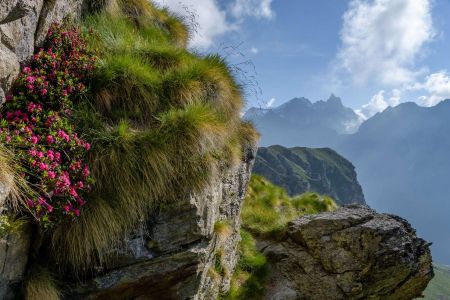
{"left": 262, "top": 205, "right": 434, "bottom": 300}
{"left": 0, "top": 0, "right": 84, "bottom": 103}
{"left": 67, "top": 146, "right": 256, "bottom": 299}
{"left": 253, "top": 145, "right": 365, "bottom": 205}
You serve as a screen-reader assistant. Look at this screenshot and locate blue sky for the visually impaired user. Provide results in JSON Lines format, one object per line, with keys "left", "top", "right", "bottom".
{"left": 155, "top": 0, "right": 450, "bottom": 119}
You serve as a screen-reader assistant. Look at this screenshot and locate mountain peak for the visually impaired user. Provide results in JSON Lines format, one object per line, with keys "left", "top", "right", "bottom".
{"left": 289, "top": 97, "right": 312, "bottom": 106}
{"left": 327, "top": 94, "right": 343, "bottom": 105}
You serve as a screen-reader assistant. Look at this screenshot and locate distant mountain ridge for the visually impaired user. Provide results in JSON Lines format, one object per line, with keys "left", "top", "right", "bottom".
{"left": 253, "top": 145, "right": 365, "bottom": 205}
{"left": 244, "top": 95, "right": 361, "bottom": 147}
{"left": 336, "top": 99, "right": 450, "bottom": 265}
{"left": 247, "top": 96, "right": 450, "bottom": 264}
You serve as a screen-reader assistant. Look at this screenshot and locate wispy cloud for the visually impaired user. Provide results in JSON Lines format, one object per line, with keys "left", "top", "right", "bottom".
{"left": 250, "top": 47, "right": 259, "bottom": 54}
{"left": 266, "top": 97, "right": 276, "bottom": 108}
{"left": 337, "top": 0, "right": 434, "bottom": 86}
{"left": 356, "top": 91, "right": 387, "bottom": 120}
{"left": 229, "top": 0, "right": 275, "bottom": 19}
{"left": 409, "top": 71, "right": 450, "bottom": 106}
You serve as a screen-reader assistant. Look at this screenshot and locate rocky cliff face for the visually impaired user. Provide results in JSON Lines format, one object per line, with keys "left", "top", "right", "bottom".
{"left": 70, "top": 146, "right": 257, "bottom": 299}
{"left": 262, "top": 205, "right": 433, "bottom": 300}
{"left": 253, "top": 145, "right": 365, "bottom": 205}
{"left": 0, "top": 145, "right": 257, "bottom": 299}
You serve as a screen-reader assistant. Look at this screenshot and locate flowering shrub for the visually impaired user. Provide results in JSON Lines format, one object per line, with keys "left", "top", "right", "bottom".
{"left": 0, "top": 23, "right": 96, "bottom": 227}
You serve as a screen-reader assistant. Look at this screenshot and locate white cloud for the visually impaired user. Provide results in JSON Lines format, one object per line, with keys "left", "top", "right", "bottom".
{"left": 355, "top": 91, "right": 389, "bottom": 120}
{"left": 338, "top": 0, "right": 434, "bottom": 85}
{"left": 229, "top": 0, "right": 274, "bottom": 19}
{"left": 409, "top": 71, "right": 450, "bottom": 106}
{"left": 266, "top": 98, "right": 276, "bottom": 108}
{"left": 153, "top": 0, "right": 231, "bottom": 49}
{"left": 389, "top": 88, "right": 402, "bottom": 106}
{"left": 250, "top": 47, "right": 259, "bottom": 54}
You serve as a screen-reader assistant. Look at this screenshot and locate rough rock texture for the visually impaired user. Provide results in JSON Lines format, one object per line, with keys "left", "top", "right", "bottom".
{"left": 0, "top": 221, "right": 32, "bottom": 300}
{"left": 0, "top": 0, "right": 84, "bottom": 103}
{"left": 70, "top": 145, "right": 257, "bottom": 299}
{"left": 263, "top": 205, "right": 433, "bottom": 300}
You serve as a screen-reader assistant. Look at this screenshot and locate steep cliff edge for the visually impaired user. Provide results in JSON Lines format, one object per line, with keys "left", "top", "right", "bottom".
{"left": 253, "top": 145, "right": 365, "bottom": 205}
{"left": 69, "top": 145, "right": 257, "bottom": 299}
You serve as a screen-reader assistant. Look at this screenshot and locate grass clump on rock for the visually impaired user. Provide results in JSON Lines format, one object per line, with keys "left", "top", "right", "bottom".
{"left": 50, "top": 0, "right": 258, "bottom": 271}
{"left": 24, "top": 267, "right": 61, "bottom": 300}
{"left": 241, "top": 175, "right": 337, "bottom": 238}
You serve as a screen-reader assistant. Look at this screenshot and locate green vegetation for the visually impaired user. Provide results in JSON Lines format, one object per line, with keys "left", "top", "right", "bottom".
{"left": 0, "top": 145, "right": 30, "bottom": 209}
{"left": 0, "top": 215, "right": 28, "bottom": 238}
{"left": 253, "top": 145, "right": 365, "bottom": 205}
{"left": 223, "top": 175, "right": 337, "bottom": 299}
{"left": 48, "top": 0, "right": 257, "bottom": 272}
{"left": 222, "top": 230, "right": 268, "bottom": 300}
{"left": 24, "top": 267, "right": 60, "bottom": 300}
{"left": 241, "top": 175, "right": 337, "bottom": 238}
{"left": 423, "top": 264, "right": 450, "bottom": 299}
{"left": 214, "top": 220, "right": 233, "bottom": 240}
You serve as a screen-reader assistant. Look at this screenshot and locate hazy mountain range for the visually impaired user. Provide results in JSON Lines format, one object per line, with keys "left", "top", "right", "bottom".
{"left": 246, "top": 97, "right": 450, "bottom": 264}
{"left": 244, "top": 95, "right": 361, "bottom": 147}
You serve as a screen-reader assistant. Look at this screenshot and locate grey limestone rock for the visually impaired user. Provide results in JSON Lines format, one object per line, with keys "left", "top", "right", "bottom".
{"left": 263, "top": 205, "right": 434, "bottom": 300}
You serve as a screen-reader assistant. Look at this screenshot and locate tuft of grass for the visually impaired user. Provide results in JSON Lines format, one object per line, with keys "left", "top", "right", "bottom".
{"left": 214, "top": 220, "right": 233, "bottom": 240}
{"left": 0, "top": 145, "right": 32, "bottom": 210}
{"left": 97, "top": 0, "right": 189, "bottom": 47}
{"left": 241, "top": 175, "right": 338, "bottom": 238}
{"left": 221, "top": 230, "right": 268, "bottom": 300}
{"left": 24, "top": 267, "right": 61, "bottom": 300}
{"left": 293, "top": 192, "right": 338, "bottom": 214}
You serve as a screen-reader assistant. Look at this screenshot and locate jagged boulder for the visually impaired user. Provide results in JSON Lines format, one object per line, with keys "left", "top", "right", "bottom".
{"left": 263, "top": 205, "right": 434, "bottom": 300}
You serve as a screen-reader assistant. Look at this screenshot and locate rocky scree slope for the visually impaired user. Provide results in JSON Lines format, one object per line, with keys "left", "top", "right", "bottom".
{"left": 253, "top": 145, "right": 365, "bottom": 205}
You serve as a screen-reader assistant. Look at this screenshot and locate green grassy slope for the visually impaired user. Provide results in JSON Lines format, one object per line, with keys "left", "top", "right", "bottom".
{"left": 253, "top": 145, "right": 365, "bottom": 205}
{"left": 423, "top": 265, "right": 450, "bottom": 299}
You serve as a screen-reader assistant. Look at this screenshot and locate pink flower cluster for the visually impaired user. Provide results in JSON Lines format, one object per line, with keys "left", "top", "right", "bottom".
{"left": 0, "top": 23, "right": 96, "bottom": 227}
